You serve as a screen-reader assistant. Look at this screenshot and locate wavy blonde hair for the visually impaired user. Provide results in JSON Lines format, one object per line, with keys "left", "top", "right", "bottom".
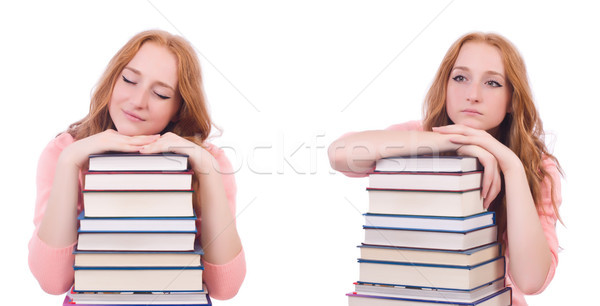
{"left": 422, "top": 32, "right": 562, "bottom": 243}
{"left": 67, "top": 30, "right": 213, "bottom": 144}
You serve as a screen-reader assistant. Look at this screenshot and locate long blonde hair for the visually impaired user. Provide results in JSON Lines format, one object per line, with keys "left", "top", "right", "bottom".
{"left": 67, "top": 30, "right": 213, "bottom": 144}
{"left": 422, "top": 32, "right": 562, "bottom": 243}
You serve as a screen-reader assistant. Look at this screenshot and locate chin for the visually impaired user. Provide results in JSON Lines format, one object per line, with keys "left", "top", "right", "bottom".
{"left": 113, "top": 125, "right": 140, "bottom": 137}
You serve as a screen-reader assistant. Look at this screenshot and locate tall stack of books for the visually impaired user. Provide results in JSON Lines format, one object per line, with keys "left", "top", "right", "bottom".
{"left": 346, "top": 156, "right": 512, "bottom": 306}
{"left": 63, "top": 153, "right": 211, "bottom": 306}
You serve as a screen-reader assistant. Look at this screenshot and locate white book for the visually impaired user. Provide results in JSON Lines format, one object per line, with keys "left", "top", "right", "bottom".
{"left": 368, "top": 189, "right": 484, "bottom": 217}
{"left": 68, "top": 287, "right": 209, "bottom": 305}
{"left": 78, "top": 214, "right": 197, "bottom": 232}
{"left": 84, "top": 171, "right": 193, "bottom": 190}
{"left": 347, "top": 287, "right": 511, "bottom": 306}
{"left": 364, "top": 211, "right": 495, "bottom": 232}
{"left": 369, "top": 171, "right": 482, "bottom": 192}
{"left": 358, "top": 257, "right": 505, "bottom": 290}
{"left": 73, "top": 266, "right": 204, "bottom": 292}
{"left": 88, "top": 153, "right": 189, "bottom": 171}
{"left": 77, "top": 232, "right": 197, "bottom": 251}
{"left": 353, "top": 279, "right": 506, "bottom": 302}
{"left": 83, "top": 190, "right": 194, "bottom": 218}
{"left": 363, "top": 225, "right": 497, "bottom": 251}
{"left": 376, "top": 156, "right": 482, "bottom": 173}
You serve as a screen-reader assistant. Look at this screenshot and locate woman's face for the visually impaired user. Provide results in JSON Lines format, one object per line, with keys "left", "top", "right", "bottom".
{"left": 446, "top": 42, "right": 512, "bottom": 134}
{"left": 109, "top": 42, "right": 181, "bottom": 136}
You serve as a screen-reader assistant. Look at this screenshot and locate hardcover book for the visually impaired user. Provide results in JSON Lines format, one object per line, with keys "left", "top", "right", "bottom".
{"left": 73, "top": 266, "right": 204, "bottom": 292}
{"left": 364, "top": 211, "right": 495, "bottom": 232}
{"left": 78, "top": 211, "right": 197, "bottom": 232}
{"left": 88, "top": 152, "right": 189, "bottom": 172}
{"left": 353, "top": 279, "right": 506, "bottom": 303}
{"left": 347, "top": 287, "right": 511, "bottom": 306}
{"left": 375, "top": 156, "right": 482, "bottom": 173}
{"left": 367, "top": 188, "right": 484, "bottom": 217}
{"left": 358, "top": 257, "right": 505, "bottom": 291}
{"left": 83, "top": 190, "right": 194, "bottom": 218}
{"left": 84, "top": 171, "right": 193, "bottom": 191}
{"left": 358, "top": 243, "right": 501, "bottom": 266}
{"left": 369, "top": 171, "right": 482, "bottom": 192}
{"left": 74, "top": 242, "right": 203, "bottom": 267}
{"left": 77, "top": 231, "right": 197, "bottom": 251}
{"left": 363, "top": 225, "right": 497, "bottom": 251}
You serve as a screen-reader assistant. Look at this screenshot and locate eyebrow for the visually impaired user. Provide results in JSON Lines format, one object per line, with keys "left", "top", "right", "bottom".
{"left": 452, "top": 66, "right": 506, "bottom": 79}
{"left": 123, "top": 66, "right": 176, "bottom": 92}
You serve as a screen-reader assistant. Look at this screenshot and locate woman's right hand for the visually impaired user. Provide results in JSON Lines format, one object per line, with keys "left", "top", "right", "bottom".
{"left": 455, "top": 144, "right": 501, "bottom": 209}
{"left": 60, "top": 129, "right": 161, "bottom": 169}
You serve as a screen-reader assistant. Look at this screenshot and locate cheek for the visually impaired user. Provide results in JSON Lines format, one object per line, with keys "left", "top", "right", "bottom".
{"left": 445, "top": 85, "right": 461, "bottom": 115}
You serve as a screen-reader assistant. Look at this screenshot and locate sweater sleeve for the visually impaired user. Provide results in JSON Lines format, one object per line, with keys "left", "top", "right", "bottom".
{"left": 336, "top": 120, "right": 423, "bottom": 177}
{"left": 28, "top": 133, "right": 79, "bottom": 295}
{"left": 200, "top": 143, "right": 246, "bottom": 300}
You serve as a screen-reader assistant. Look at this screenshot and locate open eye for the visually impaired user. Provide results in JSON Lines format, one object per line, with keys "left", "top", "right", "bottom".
{"left": 485, "top": 80, "right": 503, "bottom": 88}
{"left": 452, "top": 75, "right": 467, "bottom": 82}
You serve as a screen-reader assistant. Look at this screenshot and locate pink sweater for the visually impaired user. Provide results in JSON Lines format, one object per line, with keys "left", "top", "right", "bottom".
{"left": 28, "top": 133, "right": 246, "bottom": 300}
{"left": 338, "top": 121, "right": 561, "bottom": 306}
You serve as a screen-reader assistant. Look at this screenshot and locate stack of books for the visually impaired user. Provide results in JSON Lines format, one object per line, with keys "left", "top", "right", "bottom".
{"left": 346, "top": 156, "right": 512, "bottom": 306}
{"left": 63, "top": 153, "right": 211, "bottom": 306}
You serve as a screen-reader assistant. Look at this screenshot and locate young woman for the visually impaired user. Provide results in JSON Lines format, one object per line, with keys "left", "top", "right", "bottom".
{"left": 28, "top": 30, "right": 245, "bottom": 300}
{"left": 328, "top": 32, "right": 562, "bottom": 305}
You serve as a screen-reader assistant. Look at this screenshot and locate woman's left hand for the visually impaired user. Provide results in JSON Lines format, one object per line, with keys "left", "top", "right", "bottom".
{"left": 432, "top": 124, "right": 521, "bottom": 173}
{"left": 138, "top": 132, "right": 217, "bottom": 173}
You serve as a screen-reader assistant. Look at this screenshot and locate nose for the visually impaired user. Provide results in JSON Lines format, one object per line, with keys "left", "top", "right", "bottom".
{"left": 466, "top": 83, "right": 481, "bottom": 103}
{"left": 130, "top": 88, "right": 150, "bottom": 109}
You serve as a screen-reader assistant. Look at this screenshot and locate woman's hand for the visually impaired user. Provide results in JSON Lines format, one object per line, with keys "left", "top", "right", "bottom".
{"left": 432, "top": 124, "right": 523, "bottom": 208}
{"left": 432, "top": 124, "right": 521, "bottom": 173}
{"left": 61, "top": 129, "right": 160, "bottom": 169}
{"left": 139, "top": 132, "right": 217, "bottom": 173}
{"left": 455, "top": 144, "right": 501, "bottom": 209}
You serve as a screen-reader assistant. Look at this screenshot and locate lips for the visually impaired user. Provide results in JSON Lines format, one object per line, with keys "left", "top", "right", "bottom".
{"left": 462, "top": 109, "right": 482, "bottom": 115}
{"left": 123, "top": 110, "right": 145, "bottom": 122}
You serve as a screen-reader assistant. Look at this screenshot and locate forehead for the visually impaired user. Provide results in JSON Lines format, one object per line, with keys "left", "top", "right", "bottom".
{"left": 454, "top": 41, "right": 504, "bottom": 74}
{"left": 127, "top": 42, "right": 179, "bottom": 86}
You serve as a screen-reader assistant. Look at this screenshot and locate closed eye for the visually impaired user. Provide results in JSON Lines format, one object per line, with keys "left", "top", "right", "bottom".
{"left": 122, "top": 75, "right": 136, "bottom": 84}
{"left": 155, "top": 92, "right": 171, "bottom": 100}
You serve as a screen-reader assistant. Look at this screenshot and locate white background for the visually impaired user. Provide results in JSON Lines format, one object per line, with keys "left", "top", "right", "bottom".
{"left": 1, "top": 1, "right": 599, "bottom": 305}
